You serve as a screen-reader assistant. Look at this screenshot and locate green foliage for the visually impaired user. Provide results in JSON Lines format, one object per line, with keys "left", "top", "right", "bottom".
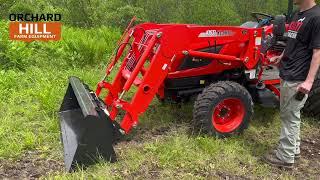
{"left": 0, "top": 65, "right": 105, "bottom": 159}
{"left": 58, "top": 0, "right": 104, "bottom": 27}
{"left": 0, "top": 21, "right": 34, "bottom": 70}
{"left": 9, "top": 2, "right": 35, "bottom": 14}
{"left": 0, "top": 18, "right": 121, "bottom": 156}
{"left": 180, "top": 0, "right": 241, "bottom": 25}
{"left": 52, "top": 0, "right": 145, "bottom": 28}
{"left": 0, "top": 0, "right": 14, "bottom": 19}
{"left": 60, "top": 26, "right": 120, "bottom": 66}
{"left": 233, "top": 0, "right": 289, "bottom": 22}
{"left": 105, "top": 5, "right": 146, "bottom": 28}
{"left": 1, "top": 0, "right": 295, "bottom": 27}
{"left": 2, "top": 0, "right": 320, "bottom": 27}
{"left": 0, "top": 41, "right": 34, "bottom": 70}
{"left": 136, "top": 0, "right": 241, "bottom": 25}
{"left": 136, "top": 0, "right": 183, "bottom": 23}
{"left": 5, "top": 0, "right": 64, "bottom": 18}
{"left": 0, "top": 21, "right": 120, "bottom": 70}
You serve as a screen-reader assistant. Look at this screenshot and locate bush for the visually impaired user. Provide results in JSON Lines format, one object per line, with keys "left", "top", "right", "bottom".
{"left": 56, "top": 0, "right": 145, "bottom": 28}
{"left": 179, "top": 0, "right": 241, "bottom": 25}
{"left": 105, "top": 5, "right": 146, "bottom": 28}
{"left": 233, "top": 0, "right": 289, "bottom": 22}
{"left": 0, "top": 21, "right": 34, "bottom": 70}
{"left": 61, "top": 26, "right": 121, "bottom": 66}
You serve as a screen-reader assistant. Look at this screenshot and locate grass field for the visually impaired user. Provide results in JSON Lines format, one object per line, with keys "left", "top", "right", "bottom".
{"left": 1, "top": 56, "right": 320, "bottom": 180}
{"left": 0, "top": 23, "right": 320, "bottom": 179}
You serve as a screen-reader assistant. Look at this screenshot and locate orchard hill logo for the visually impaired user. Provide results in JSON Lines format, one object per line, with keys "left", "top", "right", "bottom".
{"left": 9, "top": 14, "right": 62, "bottom": 42}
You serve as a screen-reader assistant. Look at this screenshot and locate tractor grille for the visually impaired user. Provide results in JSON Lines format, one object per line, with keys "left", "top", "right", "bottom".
{"left": 126, "top": 54, "right": 137, "bottom": 71}
{"left": 125, "top": 30, "right": 156, "bottom": 71}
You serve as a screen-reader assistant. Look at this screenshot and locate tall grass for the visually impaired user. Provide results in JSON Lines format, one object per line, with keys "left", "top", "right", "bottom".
{"left": 0, "top": 21, "right": 121, "bottom": 70}
{"left": 0, "top": 65, "right": 106, "bottom": 159}
{"left": 62, "top": 27, "right": 120, "bottom": 66}
{"left": 0, "top": 20, "right": 121, "bottom": 159}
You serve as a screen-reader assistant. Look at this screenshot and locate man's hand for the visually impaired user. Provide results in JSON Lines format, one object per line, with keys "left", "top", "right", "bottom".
{"left": 301, "top": 49, "right": 320, "bottom": 94}
{"left": 297, "top": 80, "right": 313, "bottom": 94}
{"left": 269, "top": 55, "right": 282, "bottom": 65}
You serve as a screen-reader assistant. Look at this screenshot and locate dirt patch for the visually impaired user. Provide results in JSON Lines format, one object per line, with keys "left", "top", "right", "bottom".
{"left": 293, "top": 134, "right": 320, "bottom": 178}
{"left": 0, "top": 125, "right": 174, "bottom": 179}
{"left": 300, "top": 138, "right": 320, "bottom": 161}
{"left": 116, "top": 161, "right": 162, "bottom": 179}
{"left": 115, "top": 124, "right": 180, "bottom": 148}
{"left": 0, "top": 151, "right": 63, "bottom": 179}
{"left": 215, "top": 171, "right": 251, "bottom": 180}
{"left": 268, "top": 131, "right": 320, "bottom": 179}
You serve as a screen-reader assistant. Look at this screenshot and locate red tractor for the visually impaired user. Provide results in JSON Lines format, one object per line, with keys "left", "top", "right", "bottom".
{"left": 58, "top": 2, "right": 320, "bottom": 172}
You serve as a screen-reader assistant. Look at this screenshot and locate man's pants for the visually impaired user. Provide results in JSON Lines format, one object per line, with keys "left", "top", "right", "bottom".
{"left": 276, "top": 80, "right": 308, "bottom": 164}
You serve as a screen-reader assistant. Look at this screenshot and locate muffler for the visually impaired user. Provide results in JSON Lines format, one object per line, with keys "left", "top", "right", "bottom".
{"left": 58, "top": 77, "right": 117, "bottom": 172}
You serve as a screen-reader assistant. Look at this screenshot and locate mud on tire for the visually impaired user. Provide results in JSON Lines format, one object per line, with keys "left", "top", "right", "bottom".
{"left": 193, "top": 81, "right": 253, "bottom": 137}
{"left": 303, "top": 80, "right": 320, "bottom": 118}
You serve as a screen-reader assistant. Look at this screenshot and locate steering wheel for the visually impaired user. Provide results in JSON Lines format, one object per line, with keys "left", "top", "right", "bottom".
{"left": 251, "top": 12, "right": 274, "bottom": 25}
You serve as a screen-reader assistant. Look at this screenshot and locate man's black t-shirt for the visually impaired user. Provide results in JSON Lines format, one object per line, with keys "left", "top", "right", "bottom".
{"left": 280, "top": 5, "right": 320, "bottom": 81}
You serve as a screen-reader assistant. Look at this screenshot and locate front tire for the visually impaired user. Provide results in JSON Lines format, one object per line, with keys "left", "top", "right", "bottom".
{"left": 193, "top": 81, "right": 253, "bottom": 137}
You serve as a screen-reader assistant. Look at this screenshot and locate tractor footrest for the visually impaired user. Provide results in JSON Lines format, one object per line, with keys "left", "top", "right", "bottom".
{"left": 261, "top": 65, "right": 280, "bottom": 81}
{"left": 257, "top": 88, "right": 279, "bottom": 108}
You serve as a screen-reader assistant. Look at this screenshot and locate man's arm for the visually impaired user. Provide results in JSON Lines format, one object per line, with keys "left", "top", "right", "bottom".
{"left": 306, "top": 49, "right": 320, "bottom": 83}
{"left": 269, "top": 50, "right": 284, "bottom": 64}
{"left": 297, "top": 49, "right": 320, "bottom": 94}
{"left": 297, "top": 16, "right": 320, "bottom": 94}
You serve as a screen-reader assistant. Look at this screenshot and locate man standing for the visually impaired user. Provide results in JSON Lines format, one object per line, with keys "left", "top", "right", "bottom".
{"left": 264, "top": 0, "right": 320, "bottom": 169}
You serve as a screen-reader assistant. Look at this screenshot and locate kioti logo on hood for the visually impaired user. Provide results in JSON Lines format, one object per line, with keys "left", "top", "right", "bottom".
{"left": 198, "top": 30, "right": 235, "bottom": 38}
{"left": 8, "top": 13, "right": 62, "bottom": 42}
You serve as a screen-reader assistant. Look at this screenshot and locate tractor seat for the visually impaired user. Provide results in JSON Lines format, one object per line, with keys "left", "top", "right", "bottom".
{"left": 240, "top": 21, "right": 259, "bottom": 28}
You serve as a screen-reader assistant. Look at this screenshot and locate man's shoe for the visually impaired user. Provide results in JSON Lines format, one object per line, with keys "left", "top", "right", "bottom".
{"left": 263, "top": 151, "right": 294, "bottom": 169}
{"left": 272, "top": 150, "right": 301, "bottom": 160}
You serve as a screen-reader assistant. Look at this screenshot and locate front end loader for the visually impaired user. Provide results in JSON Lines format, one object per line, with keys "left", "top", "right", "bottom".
{"left": 58, "top": 4, "right": 320, "bottom": 171}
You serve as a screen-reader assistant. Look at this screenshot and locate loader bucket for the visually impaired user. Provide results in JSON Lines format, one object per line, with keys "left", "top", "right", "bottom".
{"left": 58, "top": 77, "right": 116, "bottom": 172}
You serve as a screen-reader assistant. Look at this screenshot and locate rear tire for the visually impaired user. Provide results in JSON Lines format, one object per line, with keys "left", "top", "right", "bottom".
{"left": 303, "top": 80, "right": 320, "bottom": 118}
{"left": 193, "top": 81, "right": 253, "bottom": 137}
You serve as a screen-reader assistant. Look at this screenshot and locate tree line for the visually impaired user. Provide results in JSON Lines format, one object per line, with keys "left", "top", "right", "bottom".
{"left": 1, "top": 0, "right": 305, "bottom": 28}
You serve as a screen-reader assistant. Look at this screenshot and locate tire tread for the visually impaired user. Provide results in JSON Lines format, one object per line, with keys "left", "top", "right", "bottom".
{"left": 193, "top": 81, "right": 253, "bottom": 137}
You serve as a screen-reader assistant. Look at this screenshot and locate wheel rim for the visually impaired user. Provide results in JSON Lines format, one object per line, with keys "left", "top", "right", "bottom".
{"left": 212, "top": 98, "right": 245, "bottom": 133}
